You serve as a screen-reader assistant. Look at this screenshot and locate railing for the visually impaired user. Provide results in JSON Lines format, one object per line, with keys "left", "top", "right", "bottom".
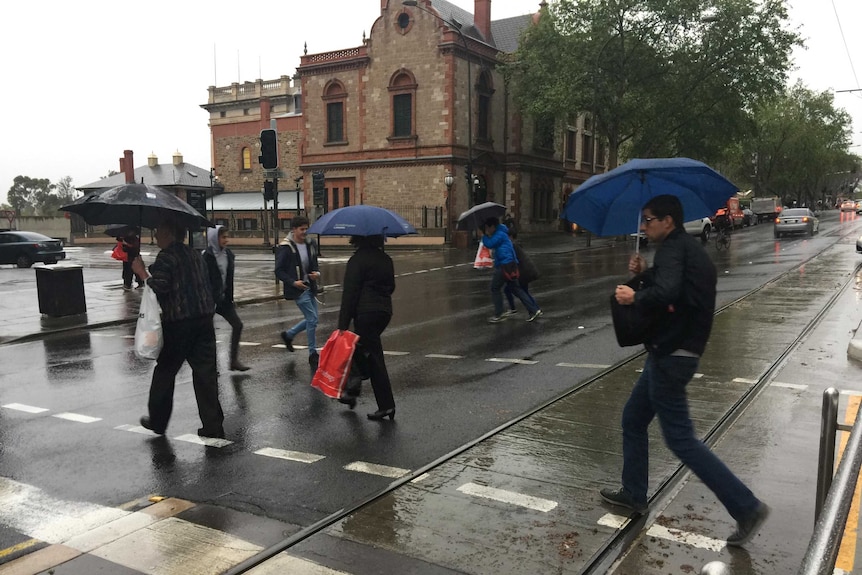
{"left": 798, "top": 387, "right": 862, "bottom": 575}
{"left": 207, "top": 76, "right": 297, "bottom": 104}
{"left": 379, "top": 205, "right": 445, "bottom": 229}
{"left": 301, "top": 46, "right": 365, "bottom": 65}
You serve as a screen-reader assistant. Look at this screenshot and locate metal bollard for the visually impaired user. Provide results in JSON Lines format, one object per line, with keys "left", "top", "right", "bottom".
{"left": 816, "top": 387, "right": 840, "bottom": 520}
{"left": 701, "top": 561, "right": 731, "bottom": 575}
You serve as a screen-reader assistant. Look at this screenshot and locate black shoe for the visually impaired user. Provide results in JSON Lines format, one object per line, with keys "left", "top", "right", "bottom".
{"left": 280, "top": 332, "right": 295, "bottom": 352}
{"left": 338, "top": 395, "right": 357, "bottom": 409}
{"left": 230, "top": 361, "right": 250, "bottom": 372}
{"left": 139, "top": 416, "right": 165, "bottom": 435}
{"left": 367, "top": 408, "right": 395, "bottom": 421}
{"left": 726, "top": 502, "right": 770, "bottom": 547}
{"left": 197, "top": 427, "right": 226, "bottom": 440}
{"left": 309, "top": 352, "right": 319, "bottom": 372}
{"left": 599, "top": 487, "right": 648, "bottom": 513}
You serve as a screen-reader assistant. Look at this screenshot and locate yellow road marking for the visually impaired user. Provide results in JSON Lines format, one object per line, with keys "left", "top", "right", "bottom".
{"left": 0, "top": 538, "right": 40, "bottom": 559}
{"left": 836, "top": 395, "right": 861, "bottom": 571}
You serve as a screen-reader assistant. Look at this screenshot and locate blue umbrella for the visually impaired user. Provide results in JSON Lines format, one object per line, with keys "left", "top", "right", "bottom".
{"left": 562, "top": 158, "right": 737, "bottom": 237}
{"left": 307, "top": 205, "right": 417, "bottom": 237}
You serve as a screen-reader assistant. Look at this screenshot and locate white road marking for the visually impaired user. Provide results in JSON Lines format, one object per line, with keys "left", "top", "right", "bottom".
{"left": 733, "top": 377, "right": 758, "bottom": 384}
{"left": 556, "top": 362, "right": 611, "bottom": 369}
{"left": 414, "top": 269, "right": 428, "bottom": 274}
{"left": 426, "top": 354, "right": 465, "bottom": 359}
{"left": 344, "top": 461, "right": 410, "bottom": 478}
{"left": 2, "top": 403, "right": 49, "bottom": 414}
{"left": 65, "top": 510, "right": 158, "bottom": 553}
{"left": 382, "top": 350, "right": 410, "bottom": 356}
{"left": 115, "top": 424, "right": 159, "bottom": 435}
{"left": 443, "top": 265, "right": 456, "bottom": 269}
{"left": 598, "top": 513, "right": 725, "bottom": 552}
{"left": 410, "top": 473, "right": 430, "bottom": 483}
{"left": 771, "top": 381, "right": 808, "bottom": 391}
{"left": 486, "top": 357, "right": 539, "bottom": 365}
{"left": 173, "top": 434, "right": 233, "bottom": 448}
{"left": 122, "top": 335, "right": 135, "bottom": 339}
{"left": 457, "top": 482, "right": 557, "bottom": 512}
{"left": 692, "top": 373, "right": 704, "bottom": 379}
{"left": 429, "top": 267, "right": 441, "bottom": 271}
{"left": 238, "top": 341, "right": 261, "bottom": 346}
{"left": 400, "top": 272, "right": 414, "bottom": 276}
{"left": 254, "top": 447, "right": 325, "bottom": 463}
{"left": 840, "top": 389, "right": 862, "bottom": 396}
{"left": 53, "top": 413, "right": 102, "bottom": 424}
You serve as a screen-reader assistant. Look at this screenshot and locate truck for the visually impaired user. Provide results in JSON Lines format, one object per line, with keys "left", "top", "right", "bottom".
{"left": 751, "top": 196, "right": 782, "bottom": 223}
{"left": 713, "top": 197, "right": 745, "bottom": 228}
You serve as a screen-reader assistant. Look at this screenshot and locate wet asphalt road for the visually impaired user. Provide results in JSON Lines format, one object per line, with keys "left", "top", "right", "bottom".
{"left": 1, "top": 210, "right": 861, "bottom": 571}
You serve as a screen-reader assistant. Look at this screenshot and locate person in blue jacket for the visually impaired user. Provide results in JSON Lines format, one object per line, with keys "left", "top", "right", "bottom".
{"left": 480, "top": 216, "right": 542, "bottom": 323}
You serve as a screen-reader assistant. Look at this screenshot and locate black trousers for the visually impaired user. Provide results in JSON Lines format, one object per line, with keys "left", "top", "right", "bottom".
{"left": 216, "top": 303, "right": 244, "bottom": 363}
{"left": 122, "top": 261, "right": 143, "bottom": 288}
{"left": 344, "top": 311, "right": 395, "bottom": 411}
{"left": 148, "top": 315, "right": 224, "bottom": 434}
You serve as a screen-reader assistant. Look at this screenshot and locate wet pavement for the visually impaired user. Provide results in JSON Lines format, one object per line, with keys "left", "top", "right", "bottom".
{"left": 3, "top": 229, "right": 862, "bottom": 574}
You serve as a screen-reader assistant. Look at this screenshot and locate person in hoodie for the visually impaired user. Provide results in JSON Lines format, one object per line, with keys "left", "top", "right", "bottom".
{"left": 275, "top": 216, "right": 322, "bottom": 372}
{"left": 203, "top": 225, "right": 249, "bottom": 372}
{"left": 480, "top": 216, "right": 542, "bottom": 323}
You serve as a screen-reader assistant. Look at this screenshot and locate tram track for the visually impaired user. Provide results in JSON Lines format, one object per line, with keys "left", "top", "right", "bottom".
{"left": 226, "top": 227, "right": 862, "bottom": 575}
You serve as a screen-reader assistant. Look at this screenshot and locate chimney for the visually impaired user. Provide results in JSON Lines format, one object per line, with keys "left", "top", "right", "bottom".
{"left": 123, "top": 150, "right": 135, "bottom": 184}
{"left": 148, "top": 153, "right": 158, "bottom": 167}
{"left": 172, "top": 150, "right": 183, "bottom": 165}
{"left": 475, "top": 0, "right": 491, "bottom": 41}
{"left": 261, "top": 98, "right": 271, "bottom": 124}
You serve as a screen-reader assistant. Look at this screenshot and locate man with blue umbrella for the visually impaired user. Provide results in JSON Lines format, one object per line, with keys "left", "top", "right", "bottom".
{"left": 600, "top": 194, "right": 769, "bottom": 547}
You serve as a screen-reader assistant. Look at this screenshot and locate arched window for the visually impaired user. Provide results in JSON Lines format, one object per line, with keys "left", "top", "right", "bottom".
{"left": 388, "top": 69, "right": 417, "bottom": 139}
{"left": 241, "top": 147, "right": 251, "bottom": 171}
{"left": 323, "top": 80, "right": 347, "bottom": 144}
{"left": 477, "top": 71, "right": 494, "bottom": 141}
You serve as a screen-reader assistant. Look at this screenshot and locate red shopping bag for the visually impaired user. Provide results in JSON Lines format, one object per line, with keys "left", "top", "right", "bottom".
{"left": 474, "top": 241, "right": 493, "bottom": 269}
{"left": 311, "top": 330, "right": 360, "bottom": 398}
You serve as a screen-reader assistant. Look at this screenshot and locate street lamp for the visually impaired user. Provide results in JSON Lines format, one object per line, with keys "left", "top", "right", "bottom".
{"left": 402, "top": 0, "right": 474, "bottom": 207}
{"left": 444, "top": 170, "right": 455, "bottom": 241}
{"left": 209, "top": 168, "right": 216, "bottom": 218}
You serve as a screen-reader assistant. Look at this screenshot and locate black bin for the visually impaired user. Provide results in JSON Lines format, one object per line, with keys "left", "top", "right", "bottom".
{"left": 36, "top": 265, "right": 86, "bottom": 317}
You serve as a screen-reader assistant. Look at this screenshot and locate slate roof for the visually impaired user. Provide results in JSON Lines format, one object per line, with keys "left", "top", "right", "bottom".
{"left": 429, "top": 0, "right": 535, "bottom": 53}
{"left": 210, "top": 191, "right": 305, "bottom": 211}
{"left": 79, "top": 162, "right": 217, "bottom": 192}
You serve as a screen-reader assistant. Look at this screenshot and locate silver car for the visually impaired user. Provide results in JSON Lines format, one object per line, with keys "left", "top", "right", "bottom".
{"left": 774, "top": 208, "right": 818, "bottom": 238}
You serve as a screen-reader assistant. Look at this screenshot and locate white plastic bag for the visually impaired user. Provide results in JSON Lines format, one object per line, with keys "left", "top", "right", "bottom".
{"left": 135, "top": 284, "right": 163, "bottom": 360}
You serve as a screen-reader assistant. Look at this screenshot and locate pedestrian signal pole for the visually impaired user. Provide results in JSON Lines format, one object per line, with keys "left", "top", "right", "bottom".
{"left": 260, "top": 125, "right": 280, "bottom": 249}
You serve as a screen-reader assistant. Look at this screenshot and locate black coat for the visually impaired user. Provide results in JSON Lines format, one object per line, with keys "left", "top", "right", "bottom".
{"left": 337, "top": 246, "right": 395, "bottom": 331}
{"left": 274, "top": 237, "right": 320, "bottom": 300}
{"left": 203, "top": 248, "right": 235, "bottom": 309}
{"left": 635, "top": 228, "right": 716, "bottom": 356}
{"left": 513, "top": 242, "right": 539, "bottom": 285}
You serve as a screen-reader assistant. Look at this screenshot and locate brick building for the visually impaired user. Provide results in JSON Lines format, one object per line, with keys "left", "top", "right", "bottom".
{"left": 201, "top": 0, "right": 601, "bottom": 240}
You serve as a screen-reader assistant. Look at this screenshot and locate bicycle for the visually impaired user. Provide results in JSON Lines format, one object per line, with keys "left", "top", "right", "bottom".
{"left": 714, "top": 225, "right": 731, "bottom": 250}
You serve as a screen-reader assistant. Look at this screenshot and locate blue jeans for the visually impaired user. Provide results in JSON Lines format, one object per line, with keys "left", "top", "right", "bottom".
{"left": 621, "top": 353, "right": 760, "bottom": 522}
{"left": 286, "top": 290, "right": 318, "bottom": 356}
{"left": 505, "top": 282, "right": 537, "bottom": 311}
{"left": 490, "top": 267, "right": 539, "bottom": 317}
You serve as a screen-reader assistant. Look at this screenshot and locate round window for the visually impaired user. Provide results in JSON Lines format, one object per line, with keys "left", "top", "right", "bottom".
{"left": 398, "top": 13, "right": 410, "bottom": 29}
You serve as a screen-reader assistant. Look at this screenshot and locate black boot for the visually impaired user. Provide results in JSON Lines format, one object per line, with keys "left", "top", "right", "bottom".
{"left": 230, "top": 328, "right": 250, "bottom": 371}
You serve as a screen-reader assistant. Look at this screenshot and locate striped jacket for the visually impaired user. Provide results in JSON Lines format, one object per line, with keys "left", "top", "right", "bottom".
{"left": 147, "top": 241, "right": 215, "bottom": 323}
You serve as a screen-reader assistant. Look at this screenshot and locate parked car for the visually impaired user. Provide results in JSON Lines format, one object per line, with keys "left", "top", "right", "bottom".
{"left": 857, "top": 234, "right": 862, "bottom": 253}
{"left": 774, "top": 208, "right": 819, "bottom": 238}
{"left": 633, "top": 216, "right": 712, "bottom": 246}
{"left": 840, "top": 200, "right": 856, "bottom": 212}
{"left": 0, "top": 231, "right": 66, "bottom": 268}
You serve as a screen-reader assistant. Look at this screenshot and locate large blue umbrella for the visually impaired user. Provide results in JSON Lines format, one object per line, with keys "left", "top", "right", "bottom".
{"left": 562, "top": 158, "right": 737, "bottom": 236}
{"left": 307, "top": 205, "right": 417, "bottom": 237}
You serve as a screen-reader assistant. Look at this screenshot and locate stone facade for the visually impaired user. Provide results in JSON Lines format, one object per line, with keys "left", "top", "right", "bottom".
{"left": 202, "top": 1, "right": 599, "bottom": 237}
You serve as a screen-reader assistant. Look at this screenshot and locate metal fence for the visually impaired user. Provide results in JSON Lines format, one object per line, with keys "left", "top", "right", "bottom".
{"left": 379, "top": 205, "right": 445, "bottom": 229}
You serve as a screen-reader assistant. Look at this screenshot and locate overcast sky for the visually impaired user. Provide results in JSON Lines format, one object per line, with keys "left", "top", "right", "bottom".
{"left": 1, "top": 0, "right": 859, "bottom": 206}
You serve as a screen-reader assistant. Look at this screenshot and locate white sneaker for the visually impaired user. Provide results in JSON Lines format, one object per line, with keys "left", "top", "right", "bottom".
{"left": 502, "top": 309, "right": 518, "bottom": 317}
{"left": 527, "top": 309, "right": 543, "bottom": 322}
{"left": 488, "top": 315, "right": 507, "bottom": 323}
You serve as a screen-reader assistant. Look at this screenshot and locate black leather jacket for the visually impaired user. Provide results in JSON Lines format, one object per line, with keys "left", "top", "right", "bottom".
{"left": 635, "top": 228, "right": 716, "bottom": 356}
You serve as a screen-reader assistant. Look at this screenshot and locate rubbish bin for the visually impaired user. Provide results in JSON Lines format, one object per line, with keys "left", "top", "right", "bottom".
{"left": 35, "top": 265, "right": 86, "bottom": 317}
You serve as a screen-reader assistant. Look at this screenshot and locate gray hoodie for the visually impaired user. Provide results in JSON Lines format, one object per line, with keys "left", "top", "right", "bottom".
{"left": 206, "top": 225, "right": 228, "bottom": 294}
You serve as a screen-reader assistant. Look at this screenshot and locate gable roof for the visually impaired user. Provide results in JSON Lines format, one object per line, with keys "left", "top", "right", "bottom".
{"left": 428, "top": 0, "right": 534, "bottom": 53}
{"left": 79, "top": 162, "right": 217, "bottom": 192}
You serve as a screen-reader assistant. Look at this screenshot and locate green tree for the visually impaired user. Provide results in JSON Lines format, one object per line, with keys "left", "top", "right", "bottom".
{"left": 505, "top": 0, "right": 802, "bottom": 168}
{"left": 7, "top": 176, "right": 52, "bottom": 216}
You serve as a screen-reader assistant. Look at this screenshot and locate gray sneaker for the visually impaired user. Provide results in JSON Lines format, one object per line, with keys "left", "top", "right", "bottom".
{"left": 599, "top": 487, "right": 648, "bottom": 513}
{"left": 726, "top": 502, "right": 769, "bottom": 547}
{"left": 502, "top": 309, "right": 518, "bottom": 317}
{"left": 527, "top": 309, "right": 543, "bottom": 322}
{"left": 488, "top": 315, "right": 507, "bottom": 323}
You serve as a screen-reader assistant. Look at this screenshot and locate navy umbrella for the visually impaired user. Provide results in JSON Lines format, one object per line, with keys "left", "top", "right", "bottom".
{"left": 308, "top": 205, "right": 417, "bottom": 237}
{"left": 562, "top": 158, "right": 737, "bottom": 237}
{"left": 60, "top": 183, "right": 212, "bottom": 231}
{"left": 455, "top": 202, "right": 506, "bottom": 231}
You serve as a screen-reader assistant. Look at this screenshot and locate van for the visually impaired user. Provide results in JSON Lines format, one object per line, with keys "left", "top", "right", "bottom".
{"left": 715, "top": 197, "right": 744, "bottom": 228}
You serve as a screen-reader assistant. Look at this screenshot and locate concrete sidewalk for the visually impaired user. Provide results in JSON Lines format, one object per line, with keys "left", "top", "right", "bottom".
{"left": 0, "top": 231, "right": 615, "bottom": 345}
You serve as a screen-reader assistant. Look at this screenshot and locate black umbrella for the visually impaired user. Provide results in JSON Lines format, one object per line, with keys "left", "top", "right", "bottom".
{"left": 456, "top": 202, "right": 506, "bottom": 231}
{"left": 60, "top": 183, "right": 212, "bottom": 231}
{"left": 103, "top": 224, "right": 141, "bottom": 238}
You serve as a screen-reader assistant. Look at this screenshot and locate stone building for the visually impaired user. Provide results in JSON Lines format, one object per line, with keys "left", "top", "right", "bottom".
{"left": 201, "top": 0, "right": 602, "bottom": 240}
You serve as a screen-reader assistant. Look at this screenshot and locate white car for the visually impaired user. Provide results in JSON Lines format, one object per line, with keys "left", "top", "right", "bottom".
{"left": 634, "top": 216, "right": 712, "bottom": 246}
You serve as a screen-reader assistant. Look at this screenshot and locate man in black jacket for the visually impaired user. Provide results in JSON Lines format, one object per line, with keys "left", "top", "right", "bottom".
{"left": 275, "top": 216, "right": 321, "bottom": 371}
{"left": 600, "top": 194, "right": 768, "bottom": 548}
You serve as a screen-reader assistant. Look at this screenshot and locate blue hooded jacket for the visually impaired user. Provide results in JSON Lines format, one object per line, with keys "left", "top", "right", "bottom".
{"left": 481, "top": 223, "right": 517, "bottom": 267}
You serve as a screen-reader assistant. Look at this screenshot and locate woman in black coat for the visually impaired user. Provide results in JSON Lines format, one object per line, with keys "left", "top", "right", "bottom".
{"left": 337, "top": 235, "right": 396, "bottom": 420}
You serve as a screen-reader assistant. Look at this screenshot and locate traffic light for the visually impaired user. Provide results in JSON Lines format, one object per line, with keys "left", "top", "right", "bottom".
{"left": 312, "top": 172, "right": 325, "bottom": 206}
{"left": 465, "top": 164, "right": 473, "bottom": 191}
{"left": 259, "top": 129, "right": 278, "bottom": 169}
{"left": 263, "top": 180, "right": 275, "bottom": 202}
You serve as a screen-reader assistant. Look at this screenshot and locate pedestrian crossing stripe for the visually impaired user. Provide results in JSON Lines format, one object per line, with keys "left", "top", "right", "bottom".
{"left": 254, "top": 447, "right": 325, "bottom": 463}
{"left": 344, "top": 461, "right": 410, "bottom": 478}
{"left": 486, "top": 357, "right": 539, "bottom": 365}
{"left": 457, "top": 482, "right": 558, "bottom": 512}
{"left": 598, "top": 513, "right": 725, "bottom": 552}
{"left": 2, "top": 403, "right": 48, "bottom": 414}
